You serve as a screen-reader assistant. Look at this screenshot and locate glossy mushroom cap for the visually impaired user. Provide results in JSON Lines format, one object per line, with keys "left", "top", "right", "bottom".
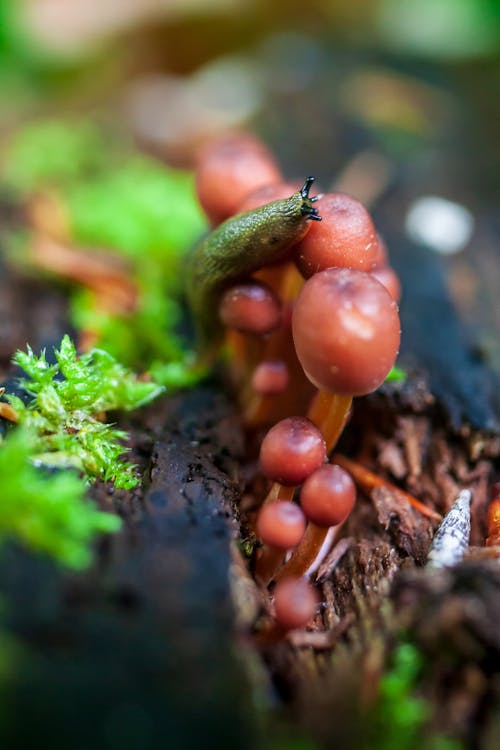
{"left": 372, "top": 234, "right": 389, "bottom": 269}
{"left": 219, "top": 282, "right": 282, "bottom": 335}
{"left": 294, "top": 192, "right": 378, "bottom": 276}
{"left": 251, "top": 360, "right": 289, "bottom": 396}
{"left": 259, "top": 416, "right": 326, "bottom": 486}
{"left": 371, "top": 265, "right": 402, "bottom": 303}
{"left": 292, "top": 268, "right": 401, "bottom": 395}
{"left": 257, "top": 501, "right": 306, "bottom": 549}
{"left": 300, "top": 464, "right": 356, "bottom": 527}
{"left": 196, "top": 133, "right": 282, "bottom": 225}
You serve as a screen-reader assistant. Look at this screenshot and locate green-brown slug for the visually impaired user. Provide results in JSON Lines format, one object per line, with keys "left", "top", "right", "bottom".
{"left": 187, "top": 177, "right": 321, "bottom": 363}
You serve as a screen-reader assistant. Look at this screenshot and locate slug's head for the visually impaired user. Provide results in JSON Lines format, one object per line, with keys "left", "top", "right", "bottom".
{"left": 300, "top": 177, "right": 322, "bottom": 221}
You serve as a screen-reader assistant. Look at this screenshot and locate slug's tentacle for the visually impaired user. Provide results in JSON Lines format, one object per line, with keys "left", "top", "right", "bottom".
{"left": 187, "top": 178, "right": 321, "bottom": 363}
{"left": 300, "top": 177, "right": 322, "bottom": 220}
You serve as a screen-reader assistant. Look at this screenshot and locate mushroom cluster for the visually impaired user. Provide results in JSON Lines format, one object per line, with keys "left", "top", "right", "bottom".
{"left": 191, "top": 132, "right": 402, "bottom": 633}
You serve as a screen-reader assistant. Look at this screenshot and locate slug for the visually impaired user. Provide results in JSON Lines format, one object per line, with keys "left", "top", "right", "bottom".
{"left": 187, "top": 176, "right": 321, "bottom": 363}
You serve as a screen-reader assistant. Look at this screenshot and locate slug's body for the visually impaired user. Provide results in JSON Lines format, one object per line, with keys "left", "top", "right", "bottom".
{"left": 187, "top": 177, "right": 320, "bottom": 362}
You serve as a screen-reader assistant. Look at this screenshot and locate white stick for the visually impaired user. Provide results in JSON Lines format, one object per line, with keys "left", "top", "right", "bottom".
{"left": 426, "top": 490, "right": 472, "bottom": 569}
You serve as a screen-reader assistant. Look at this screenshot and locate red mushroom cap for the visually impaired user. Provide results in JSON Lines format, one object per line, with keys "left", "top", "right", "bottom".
{"left": 371, "top": 265, "right": 402, "bottom": 303}
{"left": 300, "top": 464, "right": 356, "bottom": 527}
{"left": 257, "top": 501, "right": 306, "bottom": 549}
{"left": 294, "top": 192, "right": 378, "bottom": 277}
{"left": 219, "top": 282, "right": 282, "bottom": 335}
{"left": 274, "top": 577, "right": 319, "bottom": 630}
{"left": 196, "top": 133, "right": 282, "bottom": 224}
{"left": 251, "top": 360, "right": 289, "bottom": 396}
{"left": 237, "top": 181, "right": 301, "bottom": 213}
{"left": 259, "top": 416, "right": 326, "bottom": 486}
{"left": 372, "top": 234, "right": 389, "bottom": 269}
{"left": 292, "top": 268, "right": 401, "bottom": 395}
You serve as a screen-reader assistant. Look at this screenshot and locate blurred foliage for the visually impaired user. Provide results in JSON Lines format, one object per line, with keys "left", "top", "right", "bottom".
{"left": 364, "top": 643, "right": 463, "bottom": 750}
{"left": 378, "top": 0, "right": 500, "bottom": 59}
{"left": 3, "top": 119, "right": 205, "bottom": 257}
{"left": 2, "top": 119, "right": 207, "bottom": 381}
{"left": 0, "top": 0, "right": 32, "bottom": 72}
{"left": 0, "top": 0, "right": 63, "bottom": 104}
{"left": 1, "top": 0, "right": 499, "bottom": 90}
{"left": 385, "top": 366, "right": 407, "bottom": 383}
{"left": 2, "top": 119, "right": 112, "bottom": 191}
{"left": 67, "top": 158, "right": 205, "bottom": 261}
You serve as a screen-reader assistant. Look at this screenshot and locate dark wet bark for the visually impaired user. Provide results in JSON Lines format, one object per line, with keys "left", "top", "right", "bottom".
{"left": 0, "top": 382, "right": 257, "bottom": 750}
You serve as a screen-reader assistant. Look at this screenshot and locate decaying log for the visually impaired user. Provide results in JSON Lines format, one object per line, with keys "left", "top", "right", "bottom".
{"left": 393, "top": 238, "right": 500, "bottom": 431}
{"left": 0, "top": 385, "right": 257, "bottom": 750}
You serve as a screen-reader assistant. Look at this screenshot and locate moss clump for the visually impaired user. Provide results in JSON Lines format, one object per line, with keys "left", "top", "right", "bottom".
{"left": 365, "top": 643, "right": 463, "bottom": 750}
{"left": 0, "top": 428, "right": 120, "bottom": 569}
{"left": 4, "top": 335, "right": 163, "bottom": 488}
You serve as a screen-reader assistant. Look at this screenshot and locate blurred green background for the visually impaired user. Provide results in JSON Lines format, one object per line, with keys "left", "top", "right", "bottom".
{"left": 2, "top": 0, "right": 499, "bottom": 199}
{"left": 1, "top": 0, "right": 500, "bottom": 380}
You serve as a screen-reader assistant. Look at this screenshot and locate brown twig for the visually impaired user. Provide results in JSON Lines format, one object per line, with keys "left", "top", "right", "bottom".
{"left": 0, "top": 402, "right": 18, "bottom": 423}
{"left": 333, "top": 452, "right": 442, "bottom": 522}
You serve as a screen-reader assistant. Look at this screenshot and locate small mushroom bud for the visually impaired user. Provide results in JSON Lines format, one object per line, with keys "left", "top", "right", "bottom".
{"left": 300, "top": 464, "right": 356, "bottom": 527}
{"left": 371, "top": 266, "right": 402, "bottom": 303}
{"left": 372, "top": 233, "right": 389, "bottom": 269}
{"left": 219, "top": 282, "right": 282, "bottom": 335}
{"left": 274, "top": 577, "right": 319, "bottom": 630}
{"left": 257, "top": 501, "right": 306, "bottom": 549}
{"left": 237, "top": 181, "right": 301, "bottom": 213}
{"left": 196, "top": 133, "right": 282, "bottom": 224}
{"left": 251, "top": 360, "right": 289, "bottom": 396}
{"left": 259, "top": 416, "right": 327, "bottom": 486}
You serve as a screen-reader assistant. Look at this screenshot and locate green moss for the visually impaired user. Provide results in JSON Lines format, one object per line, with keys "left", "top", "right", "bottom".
{"left": 5, "top": 335, "right": 163, "bottom": 488}
{"left": 0, "top": 334, "right": 167, "bottom": 567}
{"left": 385, "top": 365, "right": 407, "bottom": 383}
{"left": 364, "top": 643, "right": 463, "bottom": 750}
{"left": 372, "top": 643, "right": 428, "bottom": 750}
{"left": 0, "top": 428, "right": 120, "bottom": 569}
{"left": 0, "top": 119, "right": 207, "bottom": 571}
